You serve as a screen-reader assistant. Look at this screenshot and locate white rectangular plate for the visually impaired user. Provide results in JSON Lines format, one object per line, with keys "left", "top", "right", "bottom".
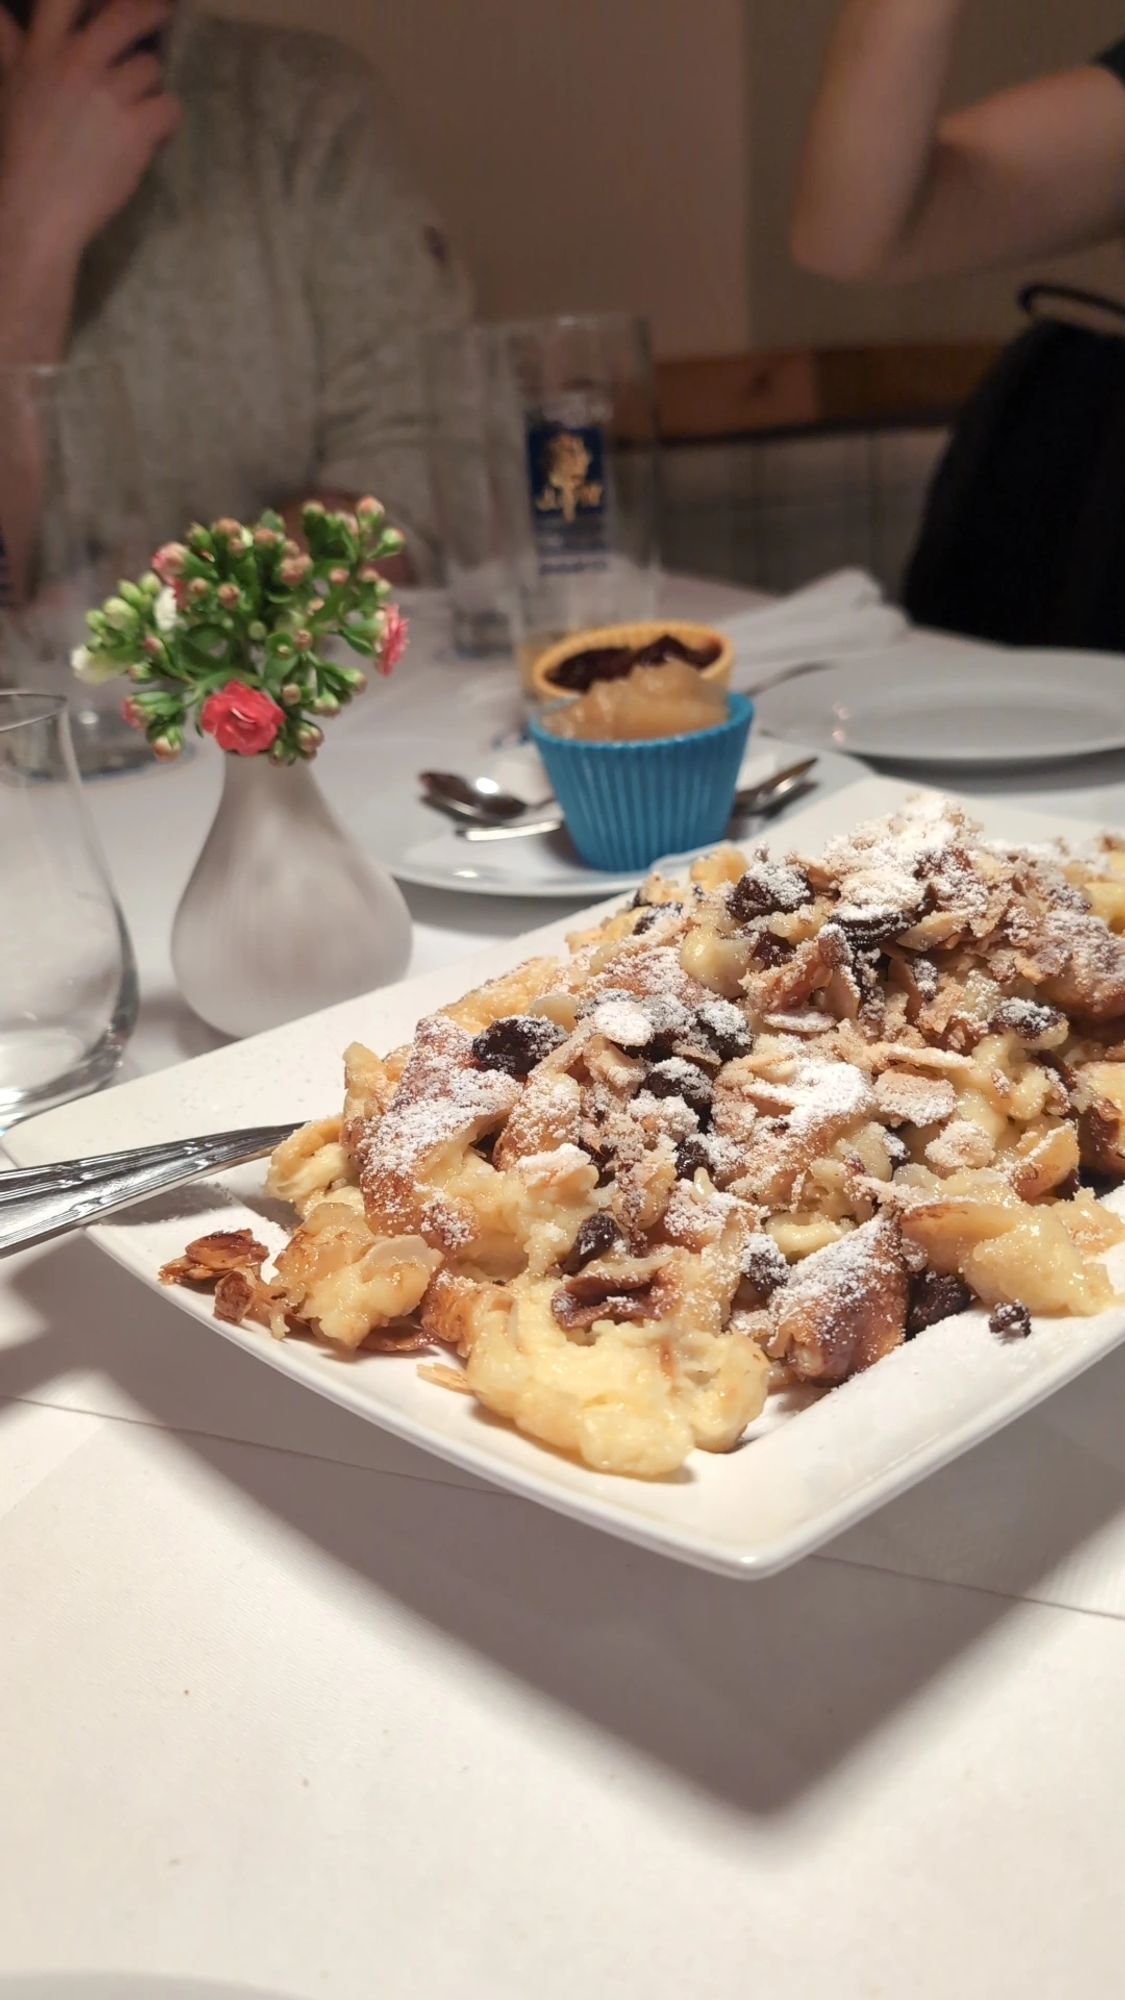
{"left": 10, "top": 776, "right": 1125, "bottom": 1578}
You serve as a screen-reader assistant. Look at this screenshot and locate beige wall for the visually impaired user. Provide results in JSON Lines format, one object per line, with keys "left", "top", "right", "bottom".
{"left": 745, "top": 0, "right": 1125, "bottom": 348}
{"left": 212, "top": 0, "right": 1125, "bottom": 357}
{"left": 208, "top": 0, "right": 753, "bottom": 358}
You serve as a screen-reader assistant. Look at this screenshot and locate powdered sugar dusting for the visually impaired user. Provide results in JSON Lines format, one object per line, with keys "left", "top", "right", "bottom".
{"left": 362, "top": 1013, "right": 520, "bottom": 1181}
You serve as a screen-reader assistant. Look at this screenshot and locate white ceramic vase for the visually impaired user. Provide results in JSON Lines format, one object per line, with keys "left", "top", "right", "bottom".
{"left": 171, "top": 753, "right": 413, "bottom": 1039}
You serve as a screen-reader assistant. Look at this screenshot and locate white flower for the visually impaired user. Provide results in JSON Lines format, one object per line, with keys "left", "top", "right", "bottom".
{"left": 70, "top": 644, "right": 119, "bottom": 687}
{"left": 154, "top": 585, "right": 179, "bottom": 635}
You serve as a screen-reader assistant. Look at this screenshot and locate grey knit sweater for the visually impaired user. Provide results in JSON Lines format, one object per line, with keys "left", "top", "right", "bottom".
{"left": 68, "top": 7, "right": 469, "bottom": 573}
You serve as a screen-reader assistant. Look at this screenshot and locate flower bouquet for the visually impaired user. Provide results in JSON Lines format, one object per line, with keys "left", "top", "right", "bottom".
{"left": 73, "top": 499, "right": 415, "bottom": 1037}
{"left": 73, "top": 498, "right": 409, "bottom": 763}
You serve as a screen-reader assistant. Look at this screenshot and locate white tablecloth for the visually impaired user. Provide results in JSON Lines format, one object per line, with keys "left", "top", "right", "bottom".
{"left": 5, "top": 579, "right": 1125, "bottom": 1999}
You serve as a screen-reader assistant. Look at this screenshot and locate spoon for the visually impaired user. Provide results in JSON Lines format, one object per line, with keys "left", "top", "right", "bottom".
{"left": 457, "top": 755, "right": 818, "bottom": 843}
{"left": 419, "top": 770, "right": 552, "bottom": 824}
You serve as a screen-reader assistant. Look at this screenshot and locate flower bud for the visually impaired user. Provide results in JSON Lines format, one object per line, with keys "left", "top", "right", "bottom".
{"left": 248, "top": 620, "right": 268, "bottom": 643}
{"left": 306, "top": 597, "right": 325, "bottom": 617}
{"left": 121, "top": 697, "right": 145, "bottom": 731}
{"left": 269, "top": 739, "right": 291, "bottom": 765}
{"left": 282, "top": 538, "right": 301, "bottom": 560}
{"left": 295, "top": 723, "right": 323, "bottom": 753}
{"left": 143, "top": 635, "right": 166, "bottom": 662}
{"left": 139, "top": 571, "right": 161, "bottom": 598}
{"left": 278, "top": 554, "right": 313, "bottom": 587}
{"left": 380, "top": 527, "right": 406, "bottom": 556}
{"left": 357, "top": 564, "right": 382, "bottom": 585}
{"left": 217, "top": 582, "right": 241, "bottom": 610}
{"left": 187, "top": 525, "right": 214, "bottom": 556}
{"left": 119, "top": 581, "right": 147, "bottom": 611}
{"left": 212, "top": 517, "right": 241, "bottom": 539}
{"left": 301, "top": 500, "right": 327, "bottom": 521}
{"left": 312, "top": 693, "right": 340, "bottom": 717}
{"left": 127, "top": 661, "right": 151, "bottom": 682}
{"left": 280, "top": 683, "right": 303, "bottom": 708}
{"left": 187, "top": 576, "right": 210, "bottom": 602}
{"left": 338, "top": 666, "right": 367, "bottom": 693}
{"left": 328, "top": 566, "right": 349, "bottom": 589}
{"left": 151, "top": 736, "right": 182, "bottom": 762}
{"left": 292, "top": 628, "right": 313, "bottom": 652}
{"left": 356, "top": 496, "right": 384, "bottom": 523}
{"left": 152, "top": 542, "right": 189, "bottom": 581}
{"left": 253, "top": 526, "right": 280, "bottom": 552}
{"left": 103, "top": 597, "right": 136, "bottom": 633}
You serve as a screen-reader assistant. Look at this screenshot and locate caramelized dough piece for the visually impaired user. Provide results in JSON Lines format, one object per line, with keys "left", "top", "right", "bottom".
{"left": 768, "top": 1216, "right": 909, "bottom": 1385}
{"left": 1035, "top": 913, "right": 1125, "bottom": 1024}
{"left": 1072, "top": 1060, "right": 1125, "bottom": 1175}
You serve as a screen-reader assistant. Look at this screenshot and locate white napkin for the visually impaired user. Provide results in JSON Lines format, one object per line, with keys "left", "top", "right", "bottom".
{"left": 722, "top": 568, "right": 907, "bottom": 687}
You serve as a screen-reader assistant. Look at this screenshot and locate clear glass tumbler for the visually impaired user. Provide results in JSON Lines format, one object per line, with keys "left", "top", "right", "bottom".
{"left": 0, "top": 691, "right": 138, "bottom": 1129}
{"left": 0, "top": 359, "right": 155, "bottom": 777}
{"left": 425, "top": 326, "right": 513, "bottom": 658}
{"left": 488, "top": 313, "right": 660, "bottom": 690}
{"left": 427, "top": 315, "right": 660, "bottom": 681}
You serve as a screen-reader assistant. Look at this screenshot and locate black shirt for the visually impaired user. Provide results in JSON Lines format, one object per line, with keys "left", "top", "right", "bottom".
{"left": 1095, "top": 39, "right": 1125, "bottom": 85}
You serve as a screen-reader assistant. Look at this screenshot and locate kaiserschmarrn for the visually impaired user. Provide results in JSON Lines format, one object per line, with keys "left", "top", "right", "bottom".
{"left": 164, "top": 799, "right": 1125, "bottom": 1478}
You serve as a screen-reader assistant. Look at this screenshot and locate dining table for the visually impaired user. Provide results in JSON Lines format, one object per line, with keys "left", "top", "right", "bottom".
{"left": 5, "top": 572, "right": 1125, "bottom": 2000}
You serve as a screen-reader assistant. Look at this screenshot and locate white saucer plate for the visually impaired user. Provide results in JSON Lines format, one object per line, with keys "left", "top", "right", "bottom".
{"left": 366, "top": 736, "right": 865, "bottom": 900}
{"left": 754, "top": 637, "right": 1125, "bottom": 769}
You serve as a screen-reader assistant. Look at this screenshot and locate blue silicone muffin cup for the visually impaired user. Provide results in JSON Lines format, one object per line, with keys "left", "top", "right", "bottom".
{"left": 530, "top": 692, "right": 755, "bottom": 873}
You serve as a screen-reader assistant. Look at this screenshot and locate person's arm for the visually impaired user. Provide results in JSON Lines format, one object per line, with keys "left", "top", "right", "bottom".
{"left": 791, "top": 0, "right": 1125, "bottom": 281}
{"left": 0, "top": 0, "right": 179, "bottom": 592}
{"left": 283, "top": 58, "right": 471, "bottom": 584}
{"left": 0, "top": 0, "right": 180, "bottom": 363}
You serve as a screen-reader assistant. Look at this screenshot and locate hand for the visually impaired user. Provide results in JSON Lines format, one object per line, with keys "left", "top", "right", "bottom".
{"left": 0, "top": 0, "right": 180, "bottom": 264}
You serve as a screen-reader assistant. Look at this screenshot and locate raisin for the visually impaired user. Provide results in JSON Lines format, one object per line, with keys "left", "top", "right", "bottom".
{"left": 739, "top": 1235, "right": 789, "bottom": 1307}
{"left": 581, "top": 1141, "right": 615, "bottom": 1187}
{"left": 561, "top": 1210, "right": 624, "bottom": 1276}
{"left": 633, "top": 901, "right": 682, "bottom": 935}
{"left": 836, "top": 910, "right": 909, "bottom": 949}
{"left": 751, "top": 932, "right": 791, "bottom": 968}
{"left": 474, "top": 1130, "right": 499, "bottom": 1164}
{"left": 728, "top": 862, "right": 810, "bottom": 925}
{"left": 644, "top": 1059, "right": 713, "bottom": 1120}
{"left": 907, "top": 1270, "right": 974, "bottom": 1338}
{"left": 695, "top": 999, "right": 752, "bottom": 1063}
{"left": 674, "top": 1136, "right": 711, "bottom": 1179}
{"left": 989, "top": 1301, "right": 1031, "bottom": 1341}
{"left": 727, "top": 873, "right": 772, "bottom": 922}
{"left": 471, "top": 1015, "right": 566, "bottom": 1077}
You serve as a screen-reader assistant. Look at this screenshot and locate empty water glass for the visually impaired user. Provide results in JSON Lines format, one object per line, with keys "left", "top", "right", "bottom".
{"left": 0, "top": 690, "right": 138, "bottom": 1129}
{"left": 0, "top": 358, "right": 154, "bottom": 776}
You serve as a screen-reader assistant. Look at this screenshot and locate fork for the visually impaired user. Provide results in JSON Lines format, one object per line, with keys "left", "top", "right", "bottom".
{"left": 0, "top": 1122, "right": 300, "bottom": 1257}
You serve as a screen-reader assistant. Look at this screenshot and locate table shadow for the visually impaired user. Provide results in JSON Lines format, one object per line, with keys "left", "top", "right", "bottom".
{"left": 6, "top": 1234, "right": 1125, "bottom": 1820}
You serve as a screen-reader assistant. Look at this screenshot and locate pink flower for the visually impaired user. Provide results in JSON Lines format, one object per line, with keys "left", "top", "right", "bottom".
{"left": 200, "top": 681, "right": 285, "bottom": 757}
{"left": 379, "top": 605, "right": 408, "bottom": 677}
{"left": 152, "top": 542, "right": 188, "bottom": 582}
{"left": 121, "top": 697, "right": 145, "bottom": 731}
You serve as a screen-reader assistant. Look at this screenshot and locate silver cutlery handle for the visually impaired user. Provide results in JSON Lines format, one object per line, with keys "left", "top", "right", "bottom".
{"left": 457, "top": 757, "right": 818, "bottom": 845}
{"left": 0, "top": 1122, "right": 299, "bottom": 1256}
{"left": 460, "top": 813, "right": 565, "bottom": 843}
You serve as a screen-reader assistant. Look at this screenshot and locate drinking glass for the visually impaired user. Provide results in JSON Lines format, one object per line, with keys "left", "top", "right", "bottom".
{"left": 425, "top": 327, "right": 513, "bottom": 657}
{"left": 426, "top": 315, "right": 659, "bottom": 683}
{"left": 0, "top": 691, "right": 138, "bottom": 1129}
{"left": 0, "top": 359, "right": 154, "bottom": 776}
